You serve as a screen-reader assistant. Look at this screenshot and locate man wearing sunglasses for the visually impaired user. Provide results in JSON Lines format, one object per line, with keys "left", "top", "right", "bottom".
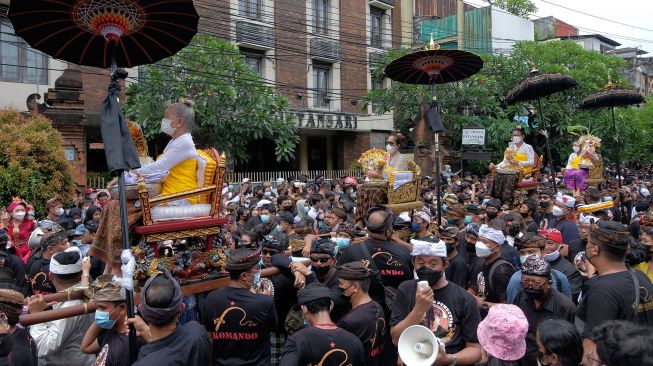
{"left": 513, "top": 255, "right": 576, "bottom": 366}
{"left": 291, "top": 239, "right": 350, "bottom": 322}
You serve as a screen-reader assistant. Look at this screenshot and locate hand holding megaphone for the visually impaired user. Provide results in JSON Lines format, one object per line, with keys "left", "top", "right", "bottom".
{"left": 398, "top": 325, "right": 446, "bottom": 366}
{"left": 414, "top": 281, "right": 434, "bottom": 315}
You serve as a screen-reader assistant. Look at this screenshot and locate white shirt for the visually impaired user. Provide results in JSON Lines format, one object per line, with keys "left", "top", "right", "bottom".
{"left": 125, "top": 134, "right": 206, "bottom": 205}
{"left": 501, "top": 142, "right": 535, "bottom": 167}
{"left": 135, "top": 133, "right": 203, "bottom": 183}
{"left": 566, "top": 152, "right": 579, "bottom": 169}
{"left": 30, "top": 299, "right": 95, "bottom": 366}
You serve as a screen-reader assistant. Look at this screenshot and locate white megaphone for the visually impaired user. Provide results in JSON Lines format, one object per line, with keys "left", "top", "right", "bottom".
{"left": 398, "top": 325, "right": 440, "bottom": 366}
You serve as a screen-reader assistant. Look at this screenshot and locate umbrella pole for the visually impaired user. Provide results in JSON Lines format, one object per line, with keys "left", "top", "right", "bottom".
{"left": 432, "top": 84, "right": 442, "bottom": 225}
{"left": 110, "top": 44, "right": 138, "bottom": 364}
{"left": 537, "top": 97, "right": 556, "bottom": 187}
{"left": 612, "top": 107, "right": 622, "bottom": 188}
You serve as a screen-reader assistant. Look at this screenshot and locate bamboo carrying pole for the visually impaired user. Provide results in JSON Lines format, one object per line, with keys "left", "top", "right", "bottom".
{"left": 19, "top": 302, "right": 98, "bottom": 327}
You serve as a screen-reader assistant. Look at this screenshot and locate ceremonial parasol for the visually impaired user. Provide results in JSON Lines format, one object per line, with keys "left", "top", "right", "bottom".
{"left": 580, "top": 80, "right": 645, "bottom": 188}
{"left": 385, "top": 39, "right": 483, "bottom": 224}
{"left": 505, "top": 65, "right": 578, "bottom": 185}
{"left": 9, "top": 1, "right": 199, "bottom": 362}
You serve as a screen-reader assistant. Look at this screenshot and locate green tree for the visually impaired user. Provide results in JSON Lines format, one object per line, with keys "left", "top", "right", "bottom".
{"left": 0, "top": 109, "right": 74, "bottom": 215}
{"left": 124, "top": 35, "right": 298, "bottom": 163}
{"left": 364, "top": 40, "right": 632, "bottom": 173}
{"left": 489, "top": 0, "right": 537, "bottom": 17}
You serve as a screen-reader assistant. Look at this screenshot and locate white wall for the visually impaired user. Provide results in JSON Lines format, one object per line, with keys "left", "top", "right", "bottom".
{"left": 491, "top": 7, "right": 534, "bottom": 53}
{"left": 0, "top": 58, "right": 66, "bottom": 111}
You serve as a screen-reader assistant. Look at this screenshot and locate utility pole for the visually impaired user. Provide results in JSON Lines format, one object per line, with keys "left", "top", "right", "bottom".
{"left": 457, "top": 0, "right": 464, "bottom": 50}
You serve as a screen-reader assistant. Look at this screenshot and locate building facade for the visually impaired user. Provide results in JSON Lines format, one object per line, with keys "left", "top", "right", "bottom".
{"left": 195, "top": 0, "right": 403, "bottom": 172}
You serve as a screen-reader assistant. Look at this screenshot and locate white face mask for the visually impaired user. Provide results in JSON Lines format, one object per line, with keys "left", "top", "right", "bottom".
{"left": 12, "top": 210, "right": 26, "bottom": 220}
{"left": 160, "top": 118, "right": 176, "bottom": 136}
{"left": 573, "top": 146, "right": 580, "bottom": 153}
{"left": 543, "top": 247, "right": 561, "bottom": 262}
{"left": 552, "top": 205, "right": 565, "bottom": 217}
{"left": 55, "top": 207, "right": 64, "bottom": 216}
{"left": 475, "top": 241, "right": 493, "bottom": 258}
{"left": 512, "top": 136, "right": 522, "bottom": 144}
{"left": 386, "top": 144, "right": 395, "bottom": 153}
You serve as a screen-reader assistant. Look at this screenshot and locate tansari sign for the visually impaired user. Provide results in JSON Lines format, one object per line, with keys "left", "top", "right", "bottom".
{"left": 282, "top": 110, "right": 359, "bottom": 130}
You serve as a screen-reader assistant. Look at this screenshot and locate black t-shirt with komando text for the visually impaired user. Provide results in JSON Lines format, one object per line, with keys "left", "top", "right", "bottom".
{"left": 201, "top": 286, "right": 278, "bottom": 366}
{"left": 337, "top": 301, "right": 386, "bottom": 366}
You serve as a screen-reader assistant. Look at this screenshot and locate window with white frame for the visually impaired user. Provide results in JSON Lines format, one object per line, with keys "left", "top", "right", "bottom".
{"left": 313, "top": 63, "right": 331, "bottom": 108}
{"left": 314, "top": 0, "right": 329, "bottom": 35}
{"left": 370, "top": 7, "right": 385, "bottom": 48}
{"left": 239, "top": 0, "right": 261, "bottom": 20}
{"left": 0, "top": 21, "right": 48, "bottom": 84}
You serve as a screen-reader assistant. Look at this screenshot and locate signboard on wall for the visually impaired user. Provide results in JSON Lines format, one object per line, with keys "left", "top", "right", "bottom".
{"left": 64, "top": 148, "right": 75, "bottom": 161}
{"left": 462, "top": 127, "right": 486, "bottom": 146}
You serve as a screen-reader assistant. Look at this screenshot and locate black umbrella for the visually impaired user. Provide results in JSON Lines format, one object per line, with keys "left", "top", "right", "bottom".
{"left": 505, "top": 66, "right": 578, "bottom": 185}
{"left": 8, "top": 0, "right": 199, "bottom": 68}
{"left": 580, "top": 83, "right": 645, "bottom": 188}
{"left": 384, "top": 42, "right": 483, "bottom": 224}
{"left": 9, "top": 1, "right": 199, "bottom": 362}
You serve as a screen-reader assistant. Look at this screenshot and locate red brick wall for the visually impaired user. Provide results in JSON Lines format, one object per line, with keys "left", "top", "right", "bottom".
{"left": 196, "top": 0, "right": 231, "bottom": 40}
{"left": 392, "top": 0, "right": 403, "bottom": 48}
{"left": 339, "top": 0, "right": 368, "bottom": 114}
{"left": 275, "top": 0, "right": 308, "bottom": 109}
{"left": 339, "top": 132, "right": 371, "bottom": 169}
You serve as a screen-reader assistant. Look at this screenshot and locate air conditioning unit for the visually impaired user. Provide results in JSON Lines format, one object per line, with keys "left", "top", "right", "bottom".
{"left": 370, "top": 0, "right": 395, "bottom": 10}
{"left": 310, "top": 37, "right": 341, "bottom": 62}
{"left": 236, "top": 21, "right": 275, "bottom": 51}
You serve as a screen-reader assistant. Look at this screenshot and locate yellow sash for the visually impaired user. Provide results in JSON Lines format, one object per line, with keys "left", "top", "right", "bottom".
{"left": 159, "top": 153, "right": 199, "bottom": 204}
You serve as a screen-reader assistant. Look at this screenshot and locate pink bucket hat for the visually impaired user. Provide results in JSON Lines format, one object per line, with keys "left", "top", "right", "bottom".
{"left": 477, "top": 304, "right": 528, "bottom": 361}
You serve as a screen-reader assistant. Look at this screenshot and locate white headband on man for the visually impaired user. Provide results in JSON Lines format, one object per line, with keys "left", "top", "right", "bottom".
{"left": 479, "top": 224, "right": 505, "bottom": 245}
{"left": 50, "top": 246, "right": 83, "bottom": 275}
{"left": 410, "top": 239, "right": 447, "bottom": 257}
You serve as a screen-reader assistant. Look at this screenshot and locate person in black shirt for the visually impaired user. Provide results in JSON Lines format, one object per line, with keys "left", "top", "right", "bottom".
{"left": 0, "top": 285, "right": 37, "bottom": 366}
{"left": 279, "top": 284, "right": 364, "bottom": 366}
{"left": 460, "top": 223, "right": 484, "bottom": 290}
{"left": 536, "top": 319, "right": 583, "bottom": 366}
{"left": 336, "top": 208, "right": 414, "bottom": 311}
{"left": 29, "top": 230, "right": 68, "bottom": 295}
{"left": 127, "top": 270, "right": 209, "bottom": 366}
{"left": 0, "top": 231, "right": 30, "bottom": 297}
{"left": 576, "top": 221, "right": 653, "bottom": 333}
{"left": 469, "top": 225, "right": 516, "bottom": 315}
{"left": 335, "top": 262, "right": 385, "bottom": 366}
{"left": 202, "top": 248, "right": 277, "bottom": 366}
{"left": 513, "top": 256, "right": 576, "bottom": 366}
{"left": 81, "top": 275, "right": 146, "bottom": 366}
{"left": 441, "top": 226, "right": 468, "bottom": 288}
{"left": 518, "top": 200, "right": 539, "bottom": 233}
{"left": 534, "top": 189, "right": 555, "bottom": 228}
{"left": 391, "top": 238, "right": 482, "bottom": 365}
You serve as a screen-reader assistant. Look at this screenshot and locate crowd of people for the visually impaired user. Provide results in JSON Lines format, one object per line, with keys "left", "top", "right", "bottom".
{"left": 1, "top": 129, "right": 653, "bottom": 366}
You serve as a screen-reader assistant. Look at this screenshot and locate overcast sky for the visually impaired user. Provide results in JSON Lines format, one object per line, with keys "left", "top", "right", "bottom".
{"left": 467, "top": 0, "right": 653, "bottom": 54}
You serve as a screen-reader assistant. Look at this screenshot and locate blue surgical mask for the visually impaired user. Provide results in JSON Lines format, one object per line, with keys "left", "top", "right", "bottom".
{"left": 411, "top": 222, "right": 421, "bottom": 232}
{"left": 253, "top": 271, "right": 261, "bottom": 285}
{"left": 72, "top": 239, "right": 83, "bottom": 247}
{"left": 95, "top": 306, "right": 121, "bottom": 330}
{"left": 260, "top": 214, "right": 270, "bottom": 224}
{"left": 464, "top": 215, "right": 472, "bottom": 224}
{"left": 334, "top": 238, "right": 351, "bottom": 254}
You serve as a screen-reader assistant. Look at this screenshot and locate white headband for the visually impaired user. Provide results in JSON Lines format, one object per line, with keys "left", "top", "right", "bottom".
{"left": 50, "top": 246, "right": 83, "bottom": 275}
{"left": 410, "top": 239, "right": 447, "bottom": 258}
{"left": 479, "top": 224, "right": 505, "bottom": 245}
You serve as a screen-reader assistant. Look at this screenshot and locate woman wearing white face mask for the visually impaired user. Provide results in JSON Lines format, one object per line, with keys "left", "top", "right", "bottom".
{"left": 5, "top": 199, "right": 36, "bottom": 262}
{"left": 367, "top": 133, "right": 410, "bottom": 180}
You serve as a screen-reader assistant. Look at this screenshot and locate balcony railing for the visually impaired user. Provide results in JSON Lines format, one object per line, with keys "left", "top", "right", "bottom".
{"left": 310, "top": 37, "right": 341, "bottom": 62}
{"left": 236, "top": 20, "right": 275, "bottom": 51}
